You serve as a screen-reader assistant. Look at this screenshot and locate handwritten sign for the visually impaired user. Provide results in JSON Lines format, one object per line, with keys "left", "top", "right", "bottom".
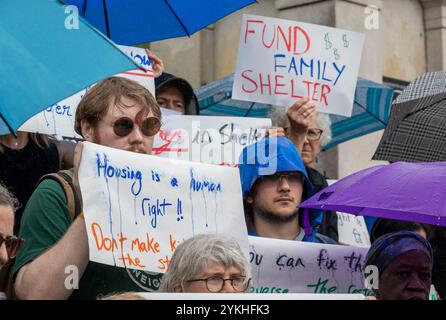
{"left": 248, "top": 236, "right": 372, "bottom": 295}
{"left": 233, "top": 14, "right": 365, "bottom": 117}
{"left": 326, "top": 180, "right": 371, "bottom": 247}
{"left": 79, "top": 142, "right": 249, "bottom": 272}
{"left": 139, "top": 292, "right": 365, "bottom": 300}
{"left": 152, "top": 115, "right": 271, "bottom": 166}
{"left": 19, "top": 45, "right": 155, "bottom": 140}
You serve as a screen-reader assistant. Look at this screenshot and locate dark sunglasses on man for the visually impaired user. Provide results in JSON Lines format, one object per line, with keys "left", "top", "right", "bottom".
{"left": 111, "top": 116, "right": 161, "bottom": 137}
{"left": 0, "top": 233, "right": 25, "bottom": 261}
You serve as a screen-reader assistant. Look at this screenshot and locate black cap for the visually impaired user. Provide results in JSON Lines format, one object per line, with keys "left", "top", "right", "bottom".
{"left": 155, "top": 72, "right": 199, "bottom": 115}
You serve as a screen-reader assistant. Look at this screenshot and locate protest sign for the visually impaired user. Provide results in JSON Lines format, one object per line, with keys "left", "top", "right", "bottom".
{"left": 337, "top": 212, "right": 371, "bottom": 248}
{"left": 139, "top": 292, "right": 365, "bottom": 300}
{"left": 19, "top": 45, "right": 155, "bottom": 141}
{"left": 79, "top": 142, "right": 249, "bottom": 272}
{"left": 233, "top": 14, "right": 365, "bottom": 117}
{"left": 152, "top": 115, "right": 271, "bottom": 166}
{"left": 248, "top": 236, "right": 372, "bottom": 295}
{"left": 326, "top": 179, "right": 371, "bottom": 247}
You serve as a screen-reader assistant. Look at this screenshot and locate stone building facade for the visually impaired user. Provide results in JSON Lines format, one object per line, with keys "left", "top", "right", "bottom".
{"left": 151, "top": 0, "right": 446, "bottom": 178}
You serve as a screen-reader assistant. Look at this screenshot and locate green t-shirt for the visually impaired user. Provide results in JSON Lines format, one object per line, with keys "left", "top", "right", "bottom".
{"left": 13, "top": 179, "right": 162, "bottom": 300}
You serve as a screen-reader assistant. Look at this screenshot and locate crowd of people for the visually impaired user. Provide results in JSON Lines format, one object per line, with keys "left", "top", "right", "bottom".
{"left": 0, "top": 50, "right": 444, "bottom": 301}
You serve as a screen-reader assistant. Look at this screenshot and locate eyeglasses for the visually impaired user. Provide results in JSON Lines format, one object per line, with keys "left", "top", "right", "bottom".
{"left": 0, "top": 233, "right": 25, "bottom": 260}
{"left": 306, "top": 128, "right": 323, "bottom": 140}
{"left": 186, "top": 275, "right": 250, "bottom": 293}
{"left": 259, "top": 172, "right": 303, "bottom": 185}
{"left": 111, "top": 116, "right": 161, "bottom": 137}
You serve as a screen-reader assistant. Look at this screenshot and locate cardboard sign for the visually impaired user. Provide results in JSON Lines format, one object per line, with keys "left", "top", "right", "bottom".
{"left": 152, "top": 115, "right": 271, "bottom": 166}
{"left": 326, "top": 180, "right": 371, "bottom": 247}
{"left": 248, "top": 236, "right": 372, "bottom": 295}
{"left": 79, "top": 142, "right": 249, "bottom": 272}
{"left": 233, "top": 14, "right": 365, "bottom": 117}
{"left": 19, "top": 45, "right": 155, "bottom": 140}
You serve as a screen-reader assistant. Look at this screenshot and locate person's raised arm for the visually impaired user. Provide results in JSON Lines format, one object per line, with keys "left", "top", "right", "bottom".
{"left": 286, "top": 97, "right": 316, "bottom": 153}
{"left": 15, "top": 143, "right": 88, "bottom": 300}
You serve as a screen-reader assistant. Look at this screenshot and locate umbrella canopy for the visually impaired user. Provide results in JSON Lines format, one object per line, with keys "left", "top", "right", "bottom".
{"left": 0, "top": 0, "right": 140, "bottom": 135}
{"left": 65, "top": 0, "right": 256, "bottom": 45}
{"left": 325, "top": 78, "right": 394, "bottom": 150}
{"left": 299, "top": 161, "right": 446, "bottom": 227}
{"left": 196, "top": 74, "right": 270, "bottom": 118}
{"left": 195, "top": 74, "right": 394, "bottom": 149}
{"left": 373, "top": 71, "right": 446, "bottom": 162}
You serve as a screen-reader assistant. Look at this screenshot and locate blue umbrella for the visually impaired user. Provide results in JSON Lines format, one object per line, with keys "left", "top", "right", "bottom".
{"left": 0, "top": 0, "right": 140, "bottom": 135}
{"left": 195, "top": 74, "right": 269, "bottom": 118}
{"left": 65, "top": 0, "right": 257, "bottom": 45}
{"left": 195, "top": 74, "right": 394, "bottom": 150}
{"left": 325, "top": 78, "right": 394, "bottom": 150}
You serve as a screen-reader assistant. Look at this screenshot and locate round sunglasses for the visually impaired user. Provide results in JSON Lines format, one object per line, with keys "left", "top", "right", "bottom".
{"left": 0, "top": 233, "right": 25, "bottom": 260}
{"left": 111, "top": 116, "right": 161, "bottom": 137}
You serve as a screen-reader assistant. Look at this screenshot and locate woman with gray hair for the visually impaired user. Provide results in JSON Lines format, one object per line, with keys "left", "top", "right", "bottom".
{"left": 159, "top": 234, "right": 251, "bottom": 293}
{"left": 267, "top": 98, "right": 338, "bottom": 242}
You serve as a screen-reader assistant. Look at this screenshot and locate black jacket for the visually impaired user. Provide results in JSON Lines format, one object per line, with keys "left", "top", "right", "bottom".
{"left": 306, "top": 167, "right": 339, "bottom": 243}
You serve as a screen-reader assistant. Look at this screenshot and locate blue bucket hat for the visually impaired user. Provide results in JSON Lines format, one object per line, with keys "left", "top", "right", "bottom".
{"left": 238, "top": 137, "right": 322, "bottom": 239}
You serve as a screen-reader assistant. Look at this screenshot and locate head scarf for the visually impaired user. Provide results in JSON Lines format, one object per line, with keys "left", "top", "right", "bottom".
{"left": 365, "top": 230, "right": 433, "bottom": 275}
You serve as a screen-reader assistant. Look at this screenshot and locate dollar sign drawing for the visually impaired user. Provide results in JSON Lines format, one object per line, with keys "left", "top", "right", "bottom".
{"left": 333, "top": 48, "right": 340, "bottom": 60}
{"left": 324, "top": 33, "right": 332, "bottom": 50}
{"left": 342, "top": 34, "right": 350, "bottom": 48}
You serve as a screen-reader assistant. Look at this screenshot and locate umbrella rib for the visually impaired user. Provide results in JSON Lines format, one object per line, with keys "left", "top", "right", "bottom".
{"left": 164, "top": 0, "right": 191, "bottom": 37}
{"left": 355, "top": 99, "right": 387, "bottom": 126}
{"left": 102, "top": 0, "right": 111, "bottom": 38}
{"left": 81, "top": 0, "right": 88, "bottom": 17}
{"left": 243, "top": 102, "right": 256, "bottom": 117}
{"left": 0, "top": 113, "right": 17, "bottom": 138}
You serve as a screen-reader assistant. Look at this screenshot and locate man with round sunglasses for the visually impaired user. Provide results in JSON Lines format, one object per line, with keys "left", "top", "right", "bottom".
{"left": 0, "top": 182, "right": 24, "bottom": 299}
{"left": 239, "top": 137, "right": 336, "bottom": 243}
{"left": 13, "top": 77, "right": 162, "bottom": 300}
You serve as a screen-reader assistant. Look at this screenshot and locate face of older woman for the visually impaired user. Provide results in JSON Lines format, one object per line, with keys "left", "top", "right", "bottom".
{"left": 376, "top": 250, "right": 432, "bottom": 300}
{"left": 177, "top": 264, "right": 246, "bottom": 293}
{"left": 301, "top": 114, "right": 321, "bottom": 168}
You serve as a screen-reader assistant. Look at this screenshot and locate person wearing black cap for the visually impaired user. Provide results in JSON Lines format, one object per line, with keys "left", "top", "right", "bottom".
{"left": 155, "top": 72, "right": 200, "bottom": 115}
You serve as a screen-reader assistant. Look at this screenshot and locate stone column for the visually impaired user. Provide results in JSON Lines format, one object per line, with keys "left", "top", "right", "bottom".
{"left": 421, "top": 0, "right": 446, "bottom": 71}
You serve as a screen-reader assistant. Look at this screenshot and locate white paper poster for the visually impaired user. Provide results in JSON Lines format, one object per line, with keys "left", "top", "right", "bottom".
{"left": 19, "top": 45, "right": 155, "bottom": 140}
{"left": 79, "top": 142, "right": 249, "bottom": 272}
{"left": 233, "top": 14, "right": 365, "bottom": 117}
{"left": 248, "top": 236, "right": 372, "bottom": 295}
{"left": 152, "top": 115, "right": 271, "bottom": 166}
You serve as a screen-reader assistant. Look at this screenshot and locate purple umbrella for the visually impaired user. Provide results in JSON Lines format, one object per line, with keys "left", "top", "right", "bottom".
{"left": 299, "top": 162, "right": 446, "bottom": 226}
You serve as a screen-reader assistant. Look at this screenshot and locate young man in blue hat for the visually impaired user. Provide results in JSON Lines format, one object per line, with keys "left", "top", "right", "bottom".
{"left": 239, "top": 137, "right": 336, "bottom": 243}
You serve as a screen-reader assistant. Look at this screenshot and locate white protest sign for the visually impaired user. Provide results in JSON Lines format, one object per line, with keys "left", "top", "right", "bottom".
{"left": 19, "top": 45, "right": 155, "bottom": 141}
{"left": 152, "top": 115, "right": 271, "bottom": 166}
{"left": 79, "top": 142, "right": 249, "bottom": 273}
{"left": 139, "top": 292, "right": 365, "bottom": 300}
{"left": 233, "top": 14, "right": 365, "bottom": 117}
{"left": 327, "top": 179, "right": 371, "bottom": 248}
{"left": 248, "top": 236, "right": 372, "bottom": 295}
